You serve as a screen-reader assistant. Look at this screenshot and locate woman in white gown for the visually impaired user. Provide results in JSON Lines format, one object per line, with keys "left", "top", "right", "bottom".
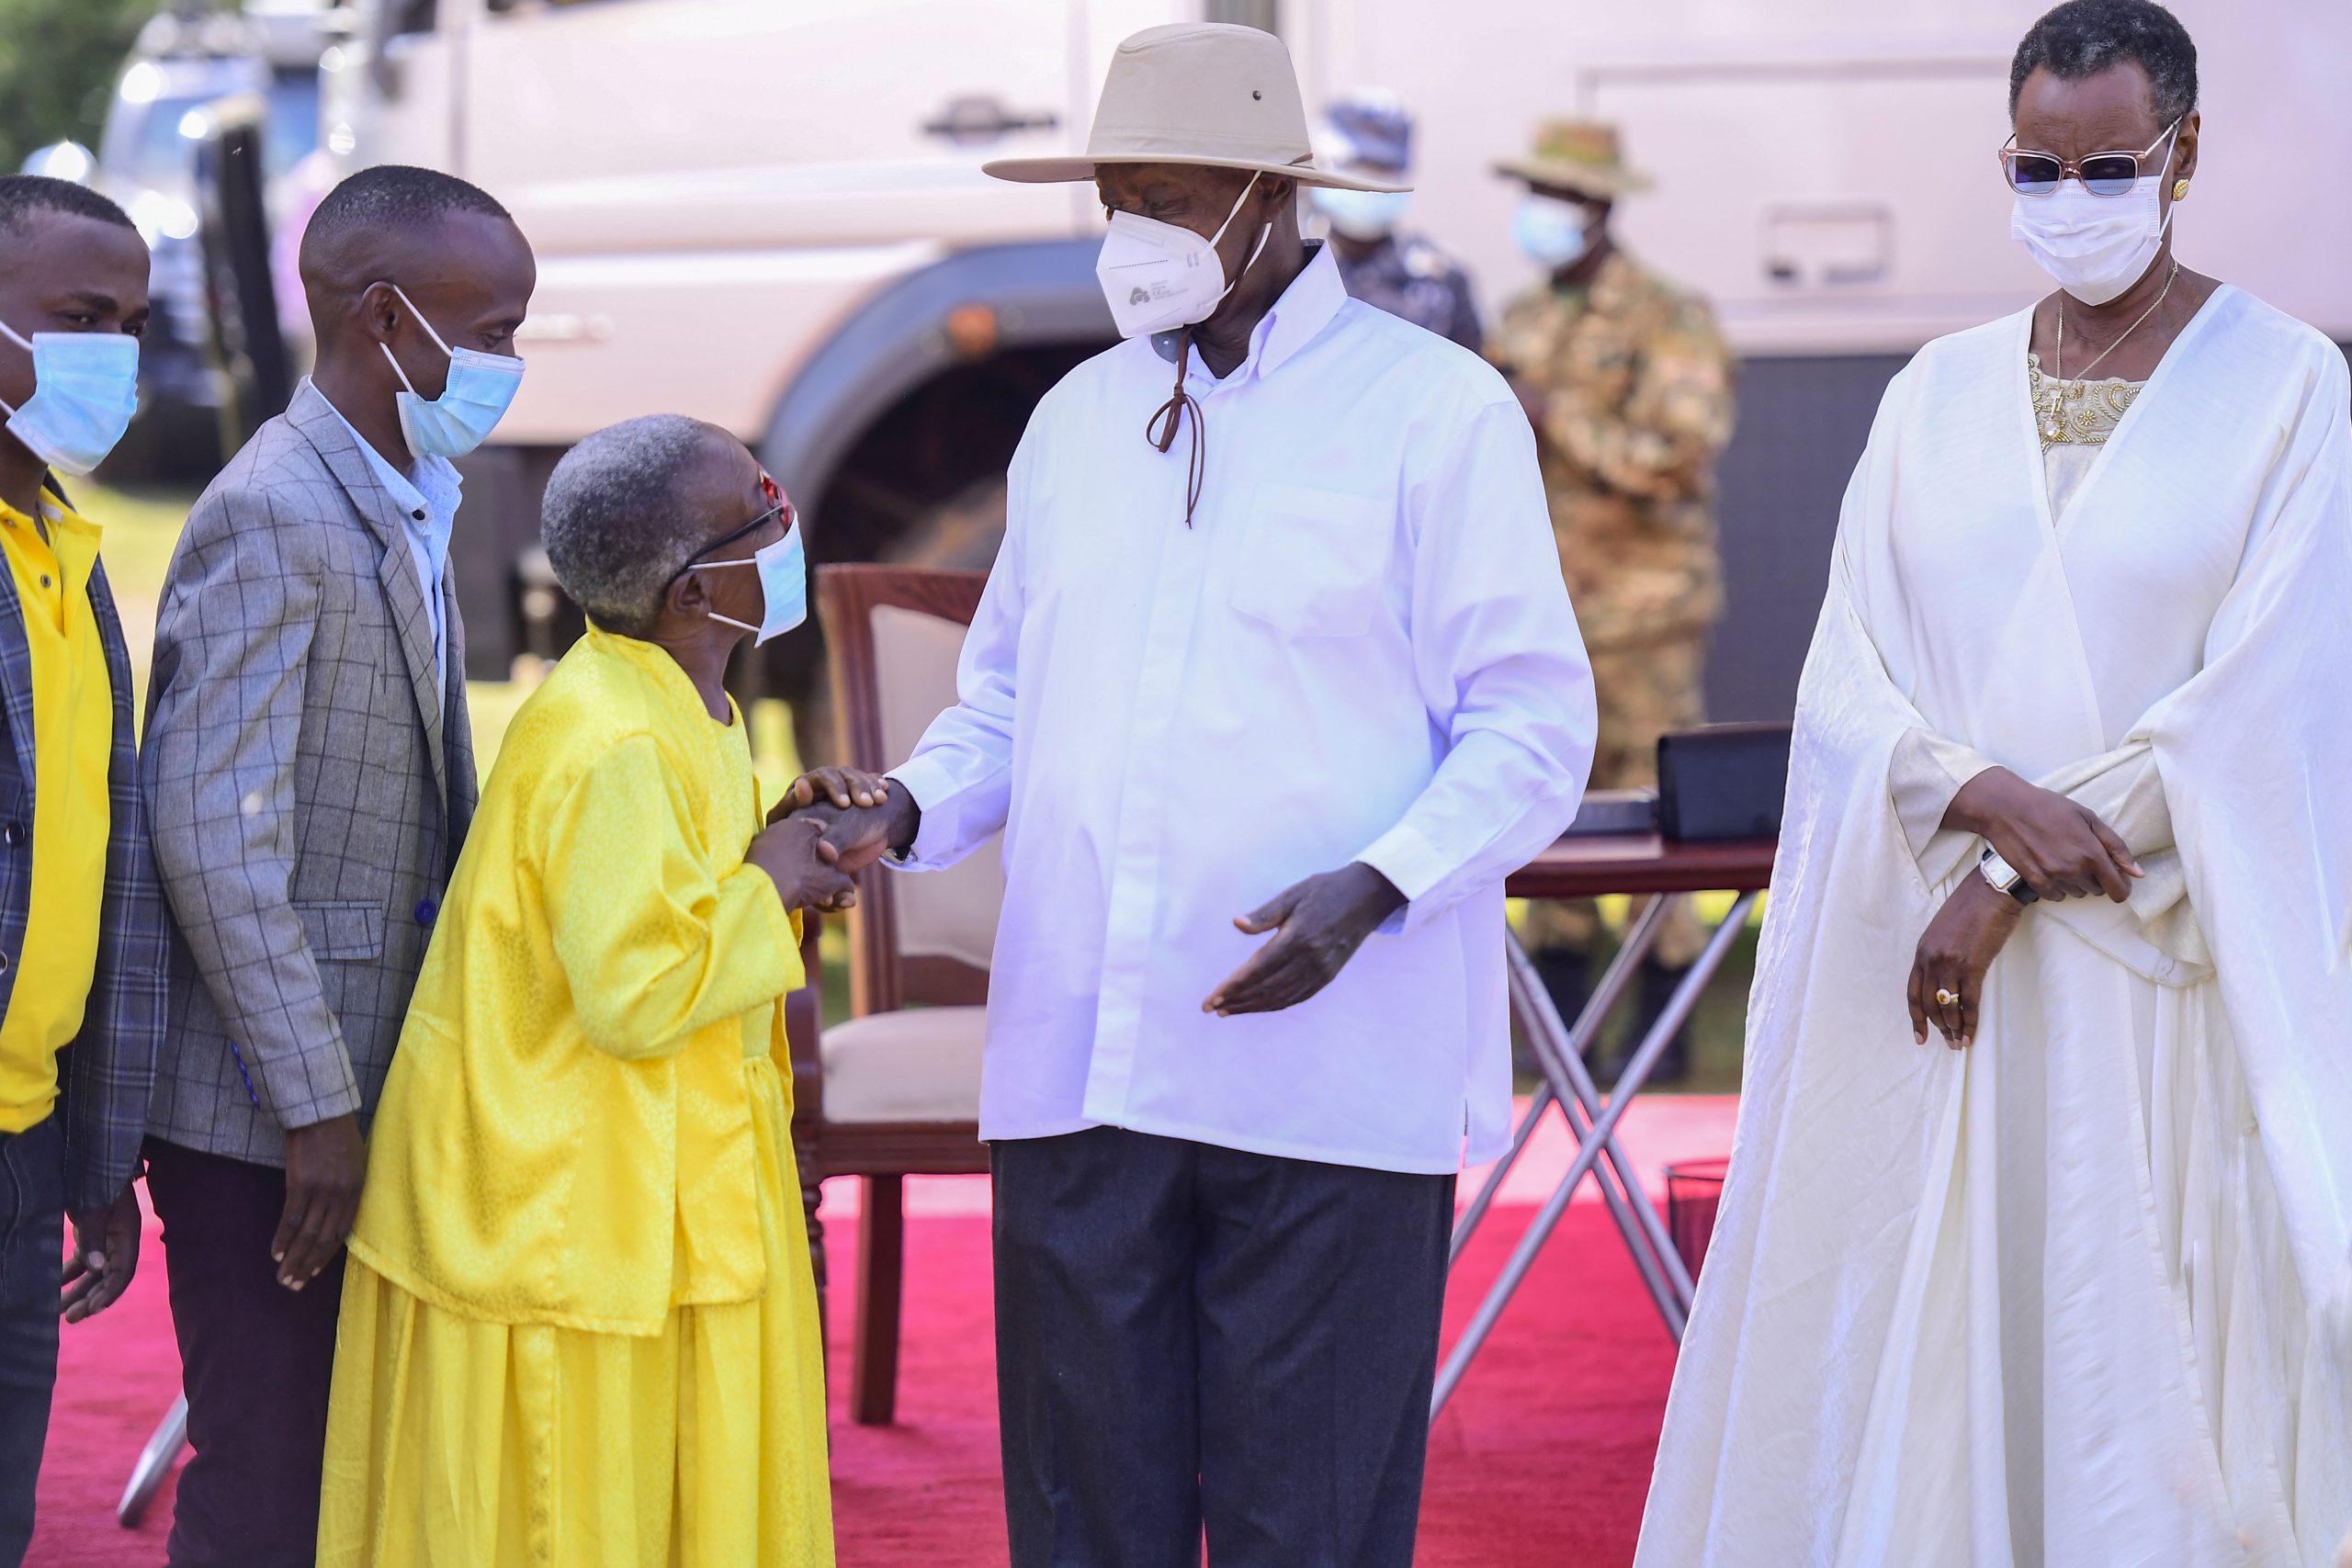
{"left": 1635, "top": 4, "right": 2351, "bottom": 1564}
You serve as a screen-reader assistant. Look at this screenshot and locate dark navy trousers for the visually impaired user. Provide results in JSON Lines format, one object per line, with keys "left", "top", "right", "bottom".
{"left": 992, "top": 1125, "right": 1455, "bottom": 1568}
{"left": 0, "top": 1115, "right": 63, "bottom": 1568}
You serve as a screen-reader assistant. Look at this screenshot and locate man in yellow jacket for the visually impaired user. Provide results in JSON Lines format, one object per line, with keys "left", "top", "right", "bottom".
{"left": 320, "top": 416, "right": 865, "bottom": 1566}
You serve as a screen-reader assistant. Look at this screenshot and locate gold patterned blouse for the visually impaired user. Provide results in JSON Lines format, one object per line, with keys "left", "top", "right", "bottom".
{"left": 2029, "top": 352, "right": 2144, "bottom": 451}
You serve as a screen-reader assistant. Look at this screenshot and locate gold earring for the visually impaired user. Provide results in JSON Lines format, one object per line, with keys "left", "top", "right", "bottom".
{"left": 2172, "top": 178, "right": 2190, "bottom": 201}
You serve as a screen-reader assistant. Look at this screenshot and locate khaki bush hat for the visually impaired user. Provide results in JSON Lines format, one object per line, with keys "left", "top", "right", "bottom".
{"left": 985, "top": 23, "right": 1408, "bottom": 193}
{"left": 1494, "top": 119, "right": 1653, "bottom": 199}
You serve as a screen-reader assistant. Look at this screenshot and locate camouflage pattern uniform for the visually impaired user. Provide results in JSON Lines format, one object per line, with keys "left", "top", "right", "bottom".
{"left": 1330, "top": 233, "right": 1483, "bottom": 352}
{"left": 1490, "top": 248, "right": 1736, "bottom": 967}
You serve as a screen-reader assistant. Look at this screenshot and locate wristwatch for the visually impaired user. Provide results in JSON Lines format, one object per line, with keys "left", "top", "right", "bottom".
{"left": 1978, "top": 847, "right": 2040, "bottom": 905}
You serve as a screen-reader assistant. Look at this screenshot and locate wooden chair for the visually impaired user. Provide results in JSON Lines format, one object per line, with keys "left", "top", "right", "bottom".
{"left": 788, "top": 564, "right": 997, "bottom": 1426}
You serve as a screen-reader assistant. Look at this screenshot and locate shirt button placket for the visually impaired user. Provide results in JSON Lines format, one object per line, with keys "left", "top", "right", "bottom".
{"left": 1082, "top": 416, "right": 1219, "bottom": 1124}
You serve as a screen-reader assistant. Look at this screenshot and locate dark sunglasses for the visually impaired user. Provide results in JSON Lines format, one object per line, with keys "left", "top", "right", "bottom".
{"left": 667, "top": 470, "right": 794, "bottom": 590}
{"left": 1999, "top": 120, "right": 2178, "bottom": 197}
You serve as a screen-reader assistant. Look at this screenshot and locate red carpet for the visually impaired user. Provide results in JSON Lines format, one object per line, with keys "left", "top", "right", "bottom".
{"left": 33, "top": 1098, "right": 1730, "bottom": 1566}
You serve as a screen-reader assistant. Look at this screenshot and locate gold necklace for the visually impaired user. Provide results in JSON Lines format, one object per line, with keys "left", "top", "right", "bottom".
{"left": 2041, "top": 260, "right": 2178, "bottom": 443}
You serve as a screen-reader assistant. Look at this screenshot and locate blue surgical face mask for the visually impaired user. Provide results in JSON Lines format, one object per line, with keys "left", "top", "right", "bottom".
{"left": 1310, "top": 185, "right": 1412, "bottom": 243}
{"left": 0, "top": 319, "right": 140, "bottom": 477}
{"left": 379, "top": 283, "right": 524, "bottom": 458}
{"left": 692, "top": 523, "right": 807, "bottom": 646}
{"left": 1513, "top": 193, "right": 1594, "bottom": 270}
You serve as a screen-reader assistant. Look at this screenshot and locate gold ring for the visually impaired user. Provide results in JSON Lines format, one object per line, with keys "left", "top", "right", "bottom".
{"left": 1935, "top": 988, "right": 1959, "bottom": 1009}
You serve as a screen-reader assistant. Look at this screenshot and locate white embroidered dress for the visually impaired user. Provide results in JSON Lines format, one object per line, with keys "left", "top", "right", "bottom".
{"left": 1635, "top": 287, "right": 2352, "bottom": 1568}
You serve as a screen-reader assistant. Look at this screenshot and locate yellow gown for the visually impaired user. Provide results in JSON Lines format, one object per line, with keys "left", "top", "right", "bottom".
{"left": 320, "top": 626, "right": 832, "bottom": 1567}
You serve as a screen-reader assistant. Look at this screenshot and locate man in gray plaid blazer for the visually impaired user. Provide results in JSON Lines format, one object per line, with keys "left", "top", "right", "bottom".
{"left": 0, "top": 176, "right": 166, "bottom": 1568}
{"left": 142, "top": 165, "right": 533, "bottom": 1568}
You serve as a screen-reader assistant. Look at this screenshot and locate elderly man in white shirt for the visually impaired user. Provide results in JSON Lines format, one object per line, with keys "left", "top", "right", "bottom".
{"left": 802, "top": 25, "right": 1594, "bottom": 1566}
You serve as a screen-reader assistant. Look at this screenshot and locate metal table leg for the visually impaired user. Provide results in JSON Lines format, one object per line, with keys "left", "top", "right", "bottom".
{"left": 118, "top": 1392, "right": 186, "bottom": 1528}
{"left": 1511, "top": 952, "right": 1689, "bottom": 1337}
{"left": 1431, "top": 891, "right": 1759, "bottom": 1421}
{"left": 1510, "top": 935, "right": 1697, "bottom": 1315}
{"left": 1451, "top": 897, "right": 1668, "bottom": 1263}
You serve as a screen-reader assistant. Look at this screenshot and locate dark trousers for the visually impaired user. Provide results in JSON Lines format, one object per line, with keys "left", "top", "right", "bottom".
{"left": 145, "top": 1138, "right": 345, "bottom": 1568}
{"left": 0, "top": 1117, "right": 63, "bottom": 1568}
{"left": 992, "top": 1126, "right": 1455, "bottom": 1568}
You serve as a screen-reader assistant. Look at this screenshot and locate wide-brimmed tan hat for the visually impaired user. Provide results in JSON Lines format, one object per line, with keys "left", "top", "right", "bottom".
{"left": 1494, "top": 119, "right": 1652, "bottom": 199}
{"left": 985, "top": 24, "right": 1408, "bottom": 193}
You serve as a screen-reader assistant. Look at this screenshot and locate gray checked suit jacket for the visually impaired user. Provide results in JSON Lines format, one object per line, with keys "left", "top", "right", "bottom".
{"left": 143, "top": 381, "right": 477, "bottom": 1167}
{"left": 0, "top": 479, "right": 168, "bottom": 1212}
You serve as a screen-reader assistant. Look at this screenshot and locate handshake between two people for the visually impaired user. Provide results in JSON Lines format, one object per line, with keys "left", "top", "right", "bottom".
{"left": 752, "top": 766, "right": 1410, "bottom": 1017}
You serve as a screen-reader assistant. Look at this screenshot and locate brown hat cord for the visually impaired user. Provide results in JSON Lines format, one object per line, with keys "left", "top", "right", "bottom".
{"left": 1146, "top": 329, "right": 1207, "bottom": 527}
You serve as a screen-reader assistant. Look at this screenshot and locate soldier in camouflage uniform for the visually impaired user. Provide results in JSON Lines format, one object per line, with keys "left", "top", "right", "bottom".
{"left": 1489, "top": 120, "right": 1736, "bottom": 1080}
{"left": 1309, "top": 92, "right": 1483, "bottom": 352}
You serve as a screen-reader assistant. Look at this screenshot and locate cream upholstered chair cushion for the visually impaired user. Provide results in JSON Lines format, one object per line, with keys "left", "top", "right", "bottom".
{"left": 817, "top": 600, "right": 1000, "bottom": 1129}
{"left": 870, "top": 603, "right": 1002, "bottom": 971}
{"left": 819, "top": 1007, "right": 988, "bottom": 1124}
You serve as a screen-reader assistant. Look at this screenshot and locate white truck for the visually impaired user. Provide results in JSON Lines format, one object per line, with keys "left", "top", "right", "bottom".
{"left": 322, "top": 0, "right": 2352, "bottom": 743}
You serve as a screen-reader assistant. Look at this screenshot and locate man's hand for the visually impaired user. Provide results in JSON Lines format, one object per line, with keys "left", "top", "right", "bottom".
{"left": 1945, "top": 767, "right": 2142, "bottom": 903}
{"left": 772, "top": 766, "right": 892, "bottom": 820}
{"left": 275, "top": 1112, "right": 367, "bottom": 1291}
{"left": 746, "top": 814, "right": 860, "bottom": 912}
{"left": 793, "top": 789, "right": 922, "bottom": 877}
{"left": 1907, "top": 875, "right": 2027, "bottom": 1049}
{"left": 61, "top": 1184, "right": 142, "bottom": 1323}
{"left": 1204, "top": 863, "right": 1406, "bottom": 1018}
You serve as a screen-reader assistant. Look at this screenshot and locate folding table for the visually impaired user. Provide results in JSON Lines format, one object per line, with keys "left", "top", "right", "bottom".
{"left": 1431, "top": 832, "right": 1777, "bottom": 1421}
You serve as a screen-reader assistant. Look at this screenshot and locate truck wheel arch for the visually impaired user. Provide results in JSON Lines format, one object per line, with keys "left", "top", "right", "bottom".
{"left": 757, "top": 236, "right": 1113, "bottom": 534}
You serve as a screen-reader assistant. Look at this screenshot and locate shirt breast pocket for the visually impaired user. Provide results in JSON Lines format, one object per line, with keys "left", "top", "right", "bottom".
{"left": 1230, "top": 487, "right": 1393, "bottom": 639}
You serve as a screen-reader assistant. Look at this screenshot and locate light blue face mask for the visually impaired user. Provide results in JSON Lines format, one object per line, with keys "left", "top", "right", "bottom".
{"left": 692, "top": 524, "right": 808, "bottom": 646}
{"left": 0, "top": 319, "right": 140, "bottom": 477}
{"left": 1513, "top": 193, "right": 1595, "bottom": 270}
{"left": 1310, "top": 185, "right": 1412, "bottom": 243}
{"left": 380, "top": 282, "right": 525, "bottom": 459}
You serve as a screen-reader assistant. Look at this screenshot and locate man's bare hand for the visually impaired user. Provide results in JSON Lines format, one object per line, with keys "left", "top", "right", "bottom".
{"left": 772, "top": 766, "right": 891, "bottom": 820}
{"left": 275, "top": 1112, "right": 367, "bottom": 1291}
{"left": 1945, "top": 767, "right": 2142, "bottom": 903}
{"left": 1204, "top": 863, "right": 1406, "bottom": 1017}
{"left": 793, "top": 789, "right": 922, "bottom": 877}
{"left": 61, "top": 1184, "right": 142, "bottom": 1323}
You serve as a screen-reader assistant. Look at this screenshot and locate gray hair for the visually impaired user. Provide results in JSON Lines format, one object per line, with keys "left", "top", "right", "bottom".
{"left": 540, "top": 414, "right": 721, "bottom": 636}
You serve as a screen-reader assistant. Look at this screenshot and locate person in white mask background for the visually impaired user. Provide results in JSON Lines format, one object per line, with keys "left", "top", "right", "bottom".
{"left": 1636, "top": 4, "right": 2352, "bottom": 1564}
{"left": 1308, "top": 90, "right": 1484, "bottom": 352}
{"left": 1487, "top": 120, "right": 1736, "bottom": 1084}
{"left": 141, "top": 164, "right": 534, "bottom": 1568}
{"left": 0, "top": 174, "right": 166, "bottom": 1568}
{"left": 794, "top": 22, "right": 1595, "bottom": 1566}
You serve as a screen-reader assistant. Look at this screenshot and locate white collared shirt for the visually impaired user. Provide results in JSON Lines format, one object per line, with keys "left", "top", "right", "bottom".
{"left": 309, "top": 379, "right": 462, "bottom": 682}
{"left": 889, "top": 244, "right": 1596, "bottom": 1174}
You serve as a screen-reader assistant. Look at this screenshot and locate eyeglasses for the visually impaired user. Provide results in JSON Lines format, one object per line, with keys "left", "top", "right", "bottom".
{"left": 667, "top": 470, "right": 793, "bottom": 588}
{"left": 1999, "top": 120, "right": 2179, "bottom": 197}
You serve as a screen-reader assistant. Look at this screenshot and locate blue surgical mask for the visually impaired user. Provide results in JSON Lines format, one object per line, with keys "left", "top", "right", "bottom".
{"left": 692, "top": 524, "right": 807, "bottom": 645}
{"left": 0, "top": 320, "right": 140, "bottom": 477}
{"left": 1513, "top": 193, "right": 1593, "bottom": 270}
{"left": 1310, "top": 185, "right": 1412, "bottom": 243}
{"left": 380, "top": 283, "right": 524, "bottom": 458}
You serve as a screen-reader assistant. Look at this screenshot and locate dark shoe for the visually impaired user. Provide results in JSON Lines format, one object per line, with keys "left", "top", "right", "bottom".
{"left": 1521, "top": 947, "right": 1592, "bottom": 1077}
{"left": 1616, "top": 959, "right": 1693, "bottom": 1087}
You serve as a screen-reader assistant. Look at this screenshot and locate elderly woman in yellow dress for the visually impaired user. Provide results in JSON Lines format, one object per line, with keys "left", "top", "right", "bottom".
{"left": 318, "top": 414, "right": 879, "bottom": 1566}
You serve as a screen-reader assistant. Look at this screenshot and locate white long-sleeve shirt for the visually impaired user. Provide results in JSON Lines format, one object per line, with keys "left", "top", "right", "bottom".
{"left": 889, "top": 243, "right": 1596, "bottom": 1174}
